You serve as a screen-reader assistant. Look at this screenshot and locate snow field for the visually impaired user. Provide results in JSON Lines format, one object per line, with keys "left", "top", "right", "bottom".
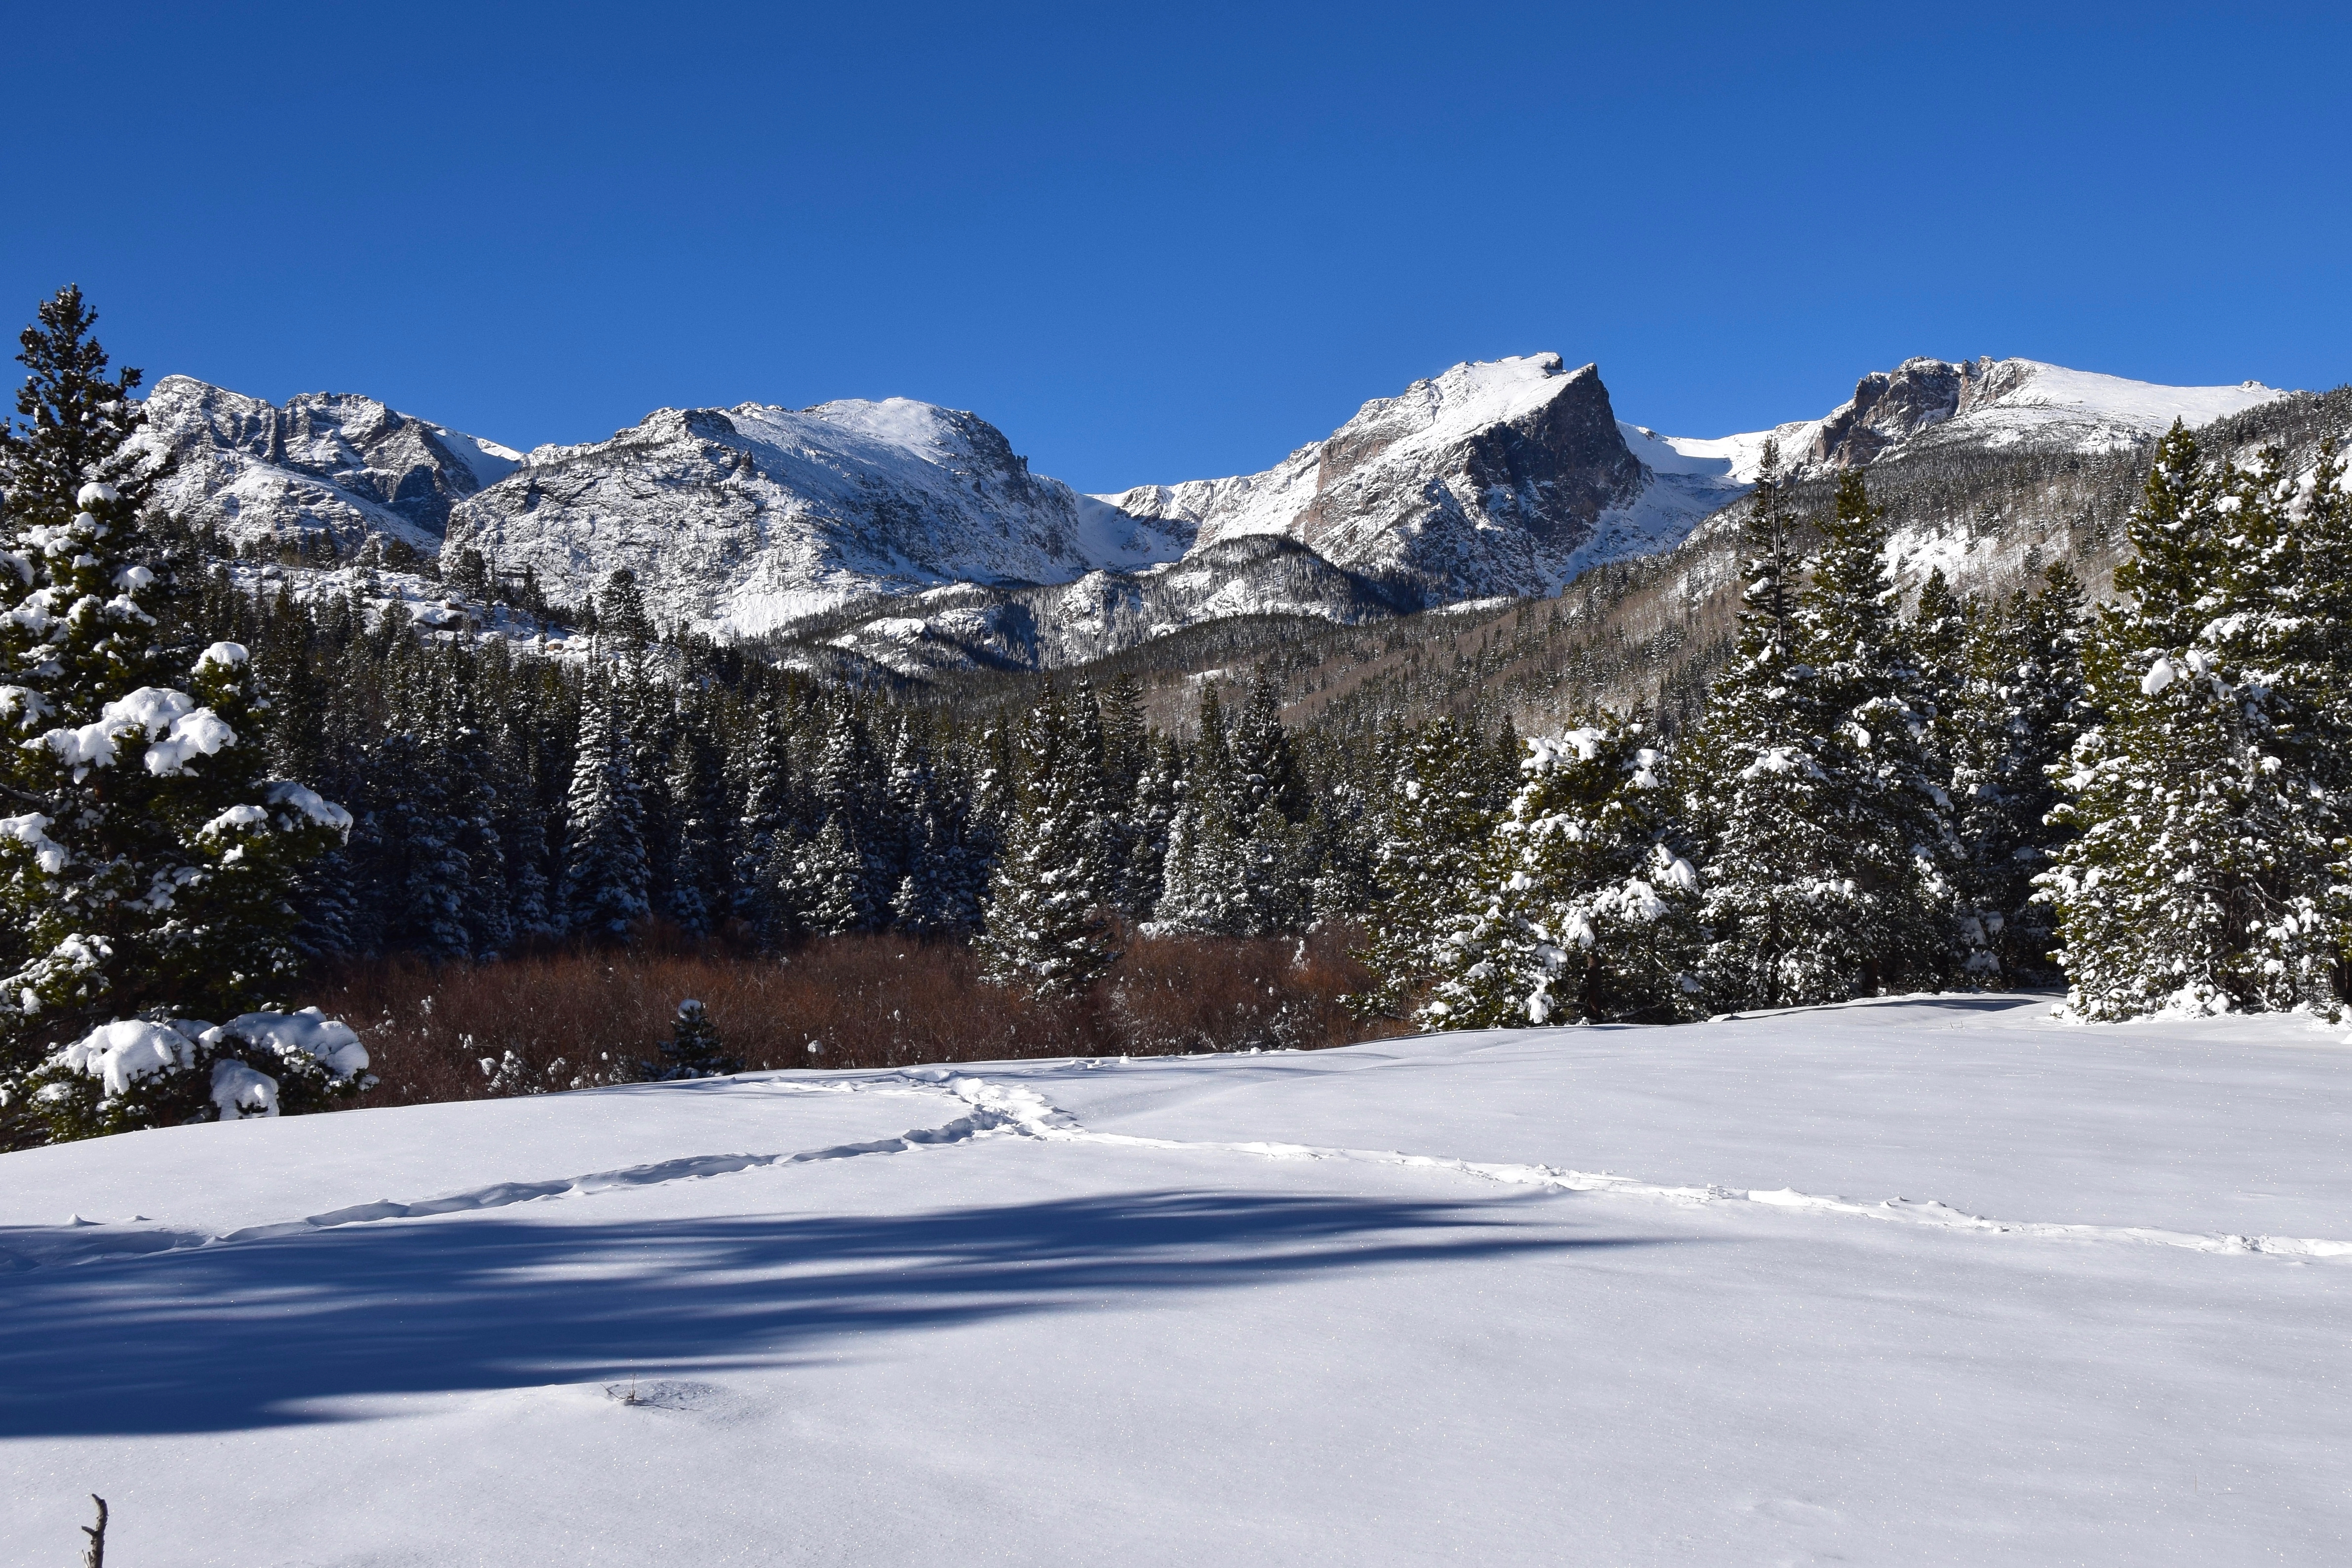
{"left": 3, "top": 997, "right": 2349, "bottom": 1566}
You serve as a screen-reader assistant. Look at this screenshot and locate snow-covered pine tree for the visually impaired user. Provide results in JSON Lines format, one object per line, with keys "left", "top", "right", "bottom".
{"left": 1224, "top": 675, "right": 1316, "bottom": 934}
{"left": 977, "top": 682, "right": 1116, "bottom": 993}
{"left": 1682, "top": 454, "right": 1951, "bottom": 1009}
{"left": 1152, "top": 686, "right": 1244, "bottom": 933}
{"left": 659, "top": 711, "right": 727, "bottom": 937}
{"left": 595, "top": 567, "right": 656, "bottom": 652}
{"left": 0, "top": 286, "right": 143, "bottom": 522}
{"left": 1910, "top": 567, "right": 1972, "bottom": 768}
{"left": 2040, "top": 427, "right": 2351, "bottom": 1017}
{"left": 797, "top": 813, "right": 876, "bottom": 934}
{"left": 732, "top": 694, "right": 794, "bottom": 931}
{"left": 805, "top": 698, "right": 885, "bottom": 929}
{"left": 1351, "top": 716, "right": 1512, "bottom": 1018}
{"left": 1119, "top": 730, "right": 1182, "bottom": 919}
{"left": 373, "top": 724, "right": 473, "bottom": 957}
{"left": 1423, "top": 723, "right": 1702, "bottom": 1028}
{"left": 558, "top": 672, "right": 651, "bottom": 938}
{"left": 0, "top": 292, "right": 358, "bottom": 1142}
{"left": 1945, "top": 563, "right": 2087, "bottom": 982}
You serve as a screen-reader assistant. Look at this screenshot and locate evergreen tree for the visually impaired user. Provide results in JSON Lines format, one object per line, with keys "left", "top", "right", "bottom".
{"left": 1946, "top": 563, "right": 2087, "bottom": 981}
{"left": 1424, "top": 723, "right": 1702, "bottom": 1028}
{"left": 1683, "top": 455, "right": 1951, "bottom": 1009}
{"left": 659, "top": 712, "right": 727, "bottom": 936}
{"left": 0, "top": 286, "right": 144, "bottom": 524}
{"left": 797, "top": 813, "right": 876, "bottom": 935}
{"left": 1153, "top": 687, "right": 1244, "bottom": 933}
{"left": 0, "top": 293, "right": 356, "bottom": 1143}
{"left": 558, "top": 674, "right": 651, "bottom": 938}
{"left": 656, "top": 998, "right": 738, "bottom": 1079}
{"left": 2040, "top": 427, "right": 2350, "bottom": 1017}
{"left": 1120, "top": 731, "right": 1182, "bottom": 919}
{"left": 1351, "top": 716, "right": 1512, "bottom": 1017}
{"left": 977, "top": 683, "right": 1116, "bottom": 993}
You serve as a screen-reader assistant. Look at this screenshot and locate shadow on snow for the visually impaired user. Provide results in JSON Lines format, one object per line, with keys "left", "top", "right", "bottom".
{"left": 0, "top": 1187, "right": 1674, "bottom": 1437}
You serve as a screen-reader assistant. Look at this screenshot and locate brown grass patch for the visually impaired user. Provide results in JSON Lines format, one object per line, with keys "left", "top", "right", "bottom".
{"left": 321, "top": 923, "right": 1402, "bottom": 1108}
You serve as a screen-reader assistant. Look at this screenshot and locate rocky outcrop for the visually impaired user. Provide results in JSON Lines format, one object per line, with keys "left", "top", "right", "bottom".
{"left": 138, "top": 376, "right": 520, "bottom": 549}
{"left": 1101, "top": 354, "right": 1730, "bottom": 606}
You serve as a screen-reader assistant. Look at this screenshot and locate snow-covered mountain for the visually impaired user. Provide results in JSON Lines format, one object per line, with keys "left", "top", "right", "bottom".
{"left": 128, "top": 351, "right": 2302, "bottom": 670}
{"left": 1664, "top": 356, "right": 2290, "bottom": 484}
{"left": 445, "top": 401, "right": 1192, "bottom": 635}
{"left": 1101, "top": 353, "right": 1746, "bottom": 605}
{"left": 138, "top": 376, "right": 522, "bottom": 552}
{"left": 813, "top": 355, "right": 1747, "bottom": 672}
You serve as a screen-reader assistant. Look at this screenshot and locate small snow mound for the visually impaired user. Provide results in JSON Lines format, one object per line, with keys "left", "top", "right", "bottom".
{"left": 74, "top": 482, "right": 119, "bottom": 508}
{"left": 194, "top": 641, "right": 250, "bottom": 673}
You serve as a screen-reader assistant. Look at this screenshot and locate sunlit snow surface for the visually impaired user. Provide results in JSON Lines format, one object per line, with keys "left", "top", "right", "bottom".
{"left": 5, "top": 997, "right": 2348, "bottom": 1566}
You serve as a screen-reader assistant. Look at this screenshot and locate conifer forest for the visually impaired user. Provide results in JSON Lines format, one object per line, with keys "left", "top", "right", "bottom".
{"left": 3, "top": 286, "right": 2350, "bottom": 1150}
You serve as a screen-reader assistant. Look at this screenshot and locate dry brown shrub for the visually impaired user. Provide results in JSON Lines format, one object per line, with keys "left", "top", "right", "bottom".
{"left": 324, "top": 922, "right": 1400, "bottom": 1109}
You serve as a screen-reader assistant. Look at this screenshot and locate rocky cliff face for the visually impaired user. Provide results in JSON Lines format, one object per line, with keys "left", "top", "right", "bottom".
{"left": 1776, "top": 357, "right": 2286, "bottom": 478}
{"left": 1101, "top": 353, "right": 1727, "bottom": 605}
{"left": 138, "top": 376, "right": 521, "bottom": 550}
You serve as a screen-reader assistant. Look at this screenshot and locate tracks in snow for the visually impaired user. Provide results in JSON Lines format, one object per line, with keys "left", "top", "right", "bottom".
{"left": 8, "top": 1069, "right": 2349, "bottom": 1269}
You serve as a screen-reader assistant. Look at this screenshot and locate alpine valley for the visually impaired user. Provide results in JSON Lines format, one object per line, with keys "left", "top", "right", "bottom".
{"left": 138, "top": 348, "right": 2320, "bottom": 715}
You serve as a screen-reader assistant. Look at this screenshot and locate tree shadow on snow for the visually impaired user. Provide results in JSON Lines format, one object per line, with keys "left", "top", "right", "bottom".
{"left": 0, "top": 1188, "right": 1673, "bottom": 1438}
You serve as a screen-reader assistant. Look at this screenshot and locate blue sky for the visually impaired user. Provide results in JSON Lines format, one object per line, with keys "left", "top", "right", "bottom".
{"left": 4, "top": 2, "right": 2346, "bottom": 493}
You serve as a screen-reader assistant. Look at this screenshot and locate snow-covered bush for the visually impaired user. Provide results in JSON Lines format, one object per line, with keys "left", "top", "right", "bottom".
{"left": 10, "top": 1007, "right": 372, "bottom": 1140}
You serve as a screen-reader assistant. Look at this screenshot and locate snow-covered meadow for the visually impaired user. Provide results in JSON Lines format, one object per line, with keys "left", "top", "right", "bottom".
{"left": 4, "top": 996, "right": 2347, "bottom": 1566}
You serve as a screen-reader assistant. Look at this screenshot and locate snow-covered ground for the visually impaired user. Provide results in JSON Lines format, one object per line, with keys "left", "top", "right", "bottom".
{"left": 5, "top": 997, "right": 2347, "bottom": 1566}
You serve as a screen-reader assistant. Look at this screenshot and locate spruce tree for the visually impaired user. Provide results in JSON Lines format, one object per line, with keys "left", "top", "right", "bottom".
{"left": 1352, "top": 716, "right": 1512, "bottom": 1017}
{"left": 1424, "top": 723, "right": 1702, "bottom": 1027}
{"left": 657, "top": 998, "right": 738, "bottom": 1079}
{"left": 2040, "top": 427, "right": 2350, "bottom": 1016}
{"left": 1682, "top": 454, "right": 1951, "bottom": 1009}
{"left": 1946, "top": 563, "right": 2086, "bottom": 981}
{"left": 0, "top": 293, "right": 354, "bottom": 1140}
{"left": 977, "top": 683, "right": 1116, "bottom": 993}
{"left": 1153, "top": 687, "right": 1244, "bottom": 933}
{"left": 558, "top": 673, "right": 651, "bottom": 938}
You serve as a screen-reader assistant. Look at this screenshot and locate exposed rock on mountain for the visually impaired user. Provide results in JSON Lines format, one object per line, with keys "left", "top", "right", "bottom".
{"left": 814, "top": 535, "right": 1414, "bottom": 677}
{"left": 446, "top": 400, "right": 1192, "bottom": 634}
{"left": 1101, "top": 353, "right": 1743, "bottom": 605}
{"left": 126, "top": 350, "right": 2305, "bottom": 682}
{"left": 137, "top": 376, "right": 521, "bottom": 550}
{"left": 1739, "top": 357, "right": 2288, "bottom": 481}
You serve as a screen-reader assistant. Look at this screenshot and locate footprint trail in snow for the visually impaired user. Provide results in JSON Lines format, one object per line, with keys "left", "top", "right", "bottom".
{"left": 9, "top": 1066, "right": 2349, "bottom": 1270}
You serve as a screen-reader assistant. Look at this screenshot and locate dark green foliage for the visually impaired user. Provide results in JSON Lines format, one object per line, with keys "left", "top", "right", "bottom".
{"left": 657, "top": 997, "right": 738, "bottom": 1079}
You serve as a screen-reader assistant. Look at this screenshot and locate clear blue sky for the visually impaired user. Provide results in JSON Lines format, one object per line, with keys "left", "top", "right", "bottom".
{"left": 5, "top": 2, "right": 2347, "bottom": 493}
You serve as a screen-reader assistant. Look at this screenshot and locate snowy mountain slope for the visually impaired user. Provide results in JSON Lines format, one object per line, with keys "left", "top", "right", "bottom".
{"left": 1680, "top": 356, "right": 2291, "bottom": 482}
{"left": 4, "top": 998, "right": 2348, "bottom": 1566}
{"left": 136, "top": 377, "right": 522, "bottom": 551}
{"left": 445, "top": 400, "right": 1194, "bottom": 634}
{"left": 1101, "top": 353, "right": 1749, "bottom": 604}
{"left": 818, "top": 535, "right": 1414, "bottom": 676}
